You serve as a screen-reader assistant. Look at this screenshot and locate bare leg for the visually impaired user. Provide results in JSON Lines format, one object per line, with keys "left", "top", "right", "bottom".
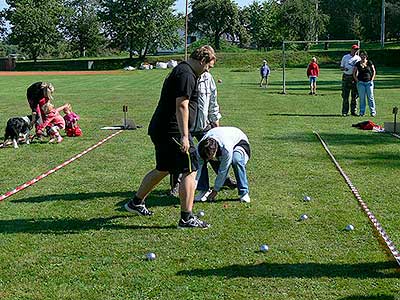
{"left": 179, "top": 171, "right": 197, "bottom": 212}
{"left": 136, "top": 169, "right": 168, "bottom": 200}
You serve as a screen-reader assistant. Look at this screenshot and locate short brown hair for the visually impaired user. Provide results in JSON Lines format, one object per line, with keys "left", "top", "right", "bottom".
{"left": 198, "top": 138, "right": 218, "bottom": 161}
{"left": 190, "top": 45, "right": 216, "bottom": 63}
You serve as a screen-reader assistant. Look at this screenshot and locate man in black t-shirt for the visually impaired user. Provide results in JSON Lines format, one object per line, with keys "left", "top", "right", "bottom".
{"left": 124, "top": 45, "right": 216, "bottom": 229}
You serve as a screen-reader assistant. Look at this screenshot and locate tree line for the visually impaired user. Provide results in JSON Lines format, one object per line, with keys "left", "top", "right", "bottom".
{"left": 0, "top": 0, "right": 399, "bottom": 61}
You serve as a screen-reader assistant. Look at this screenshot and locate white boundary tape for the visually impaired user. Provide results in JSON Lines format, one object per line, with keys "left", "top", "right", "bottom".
{"left": 0, "top": 130, "right": 123, "bottom": 202}
{"left": 314, "top": 131, "right": 400, "bottom": 266}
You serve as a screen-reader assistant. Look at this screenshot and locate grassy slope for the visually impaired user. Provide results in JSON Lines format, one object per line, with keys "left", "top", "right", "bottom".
{"left": 0, "top": 67, "right": 399, "bottom": 300}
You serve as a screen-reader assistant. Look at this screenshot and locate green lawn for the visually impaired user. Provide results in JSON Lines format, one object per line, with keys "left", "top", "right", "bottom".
{"left": 0, "top": 67, "right": 399, "bottom": 300}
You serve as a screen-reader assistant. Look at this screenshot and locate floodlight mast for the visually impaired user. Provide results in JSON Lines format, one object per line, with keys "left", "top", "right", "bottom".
{"left": 281, "top": 39, "right": 360, "bottom": 94}
{"left": 185, "top": 0, "right": 189, "bottom": 60}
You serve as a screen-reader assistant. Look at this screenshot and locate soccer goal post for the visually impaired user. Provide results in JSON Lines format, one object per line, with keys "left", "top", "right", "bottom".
{"left": 282, "top": 39, "right": 360, "bottom": 94}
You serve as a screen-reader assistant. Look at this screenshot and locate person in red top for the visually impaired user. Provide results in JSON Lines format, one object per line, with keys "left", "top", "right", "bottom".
{"left": 306, "top": 57, "right": 320, "bottom": 95}
{"left": 37, "top": 102, "right": 66, "bottom": 143}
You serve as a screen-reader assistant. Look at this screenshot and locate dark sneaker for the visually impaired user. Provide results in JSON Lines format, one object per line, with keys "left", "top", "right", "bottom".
{"left": 177, "top": 216, "right": 210, "bottom": 229}
{"left": 223, "top": 178, "right": 237, "bottom": 190}
{"left": 124, "top": 200, "right": 153, "bottom": 216}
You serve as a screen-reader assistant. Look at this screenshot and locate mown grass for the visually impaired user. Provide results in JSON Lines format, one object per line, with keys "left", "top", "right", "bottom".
{"left": 0, "top": 67, "right": 399, "bottom": 300}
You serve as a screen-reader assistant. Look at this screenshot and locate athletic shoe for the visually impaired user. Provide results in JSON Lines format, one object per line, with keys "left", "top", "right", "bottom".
{"left": 169, "top": 183, "right": 179, "bottom": 197}
{"left": 124, "top": 200, "right": 153, "bottom": 216}
{"left": 342, "top": 113, "right": 348, "bottom": 117}
{"left": 371, "top": 113, "right": 376, "bottom": 117}
{"left": 177, "top": 216, "right": 210, "bottom": 229}
{"left": 309, "top": 92, "right": 313, "bottom": 95}
{"left": 223, "top": 179, "right": 237, "bottom": 190}
{"left": 351, "top": 112, "right": 359, "bottom": 116}
{"left": 194, "top": 189, "right": 212, "bottom": 202}
{"left": 240, "top": 193, "right": 251, "bottom": 203}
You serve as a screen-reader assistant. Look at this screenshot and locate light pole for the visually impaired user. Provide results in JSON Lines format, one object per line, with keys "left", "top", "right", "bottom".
{"left": 381, "top": 0, "right": 385, "bottom": 48}
{"left": 185, "top": 0, "right": 189, "bottom": 60}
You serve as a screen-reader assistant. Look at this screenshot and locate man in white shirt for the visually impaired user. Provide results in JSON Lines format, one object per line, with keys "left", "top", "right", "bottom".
{"left": 196, "top": 127, "right": 251, "bottom": 203}
{"left": 340, "top": 44, "right": 361, "bottom": 116}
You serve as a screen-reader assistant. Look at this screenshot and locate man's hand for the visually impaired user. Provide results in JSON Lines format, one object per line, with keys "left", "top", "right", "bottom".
{"left": 180, "top": 136, "right": 190, "bottom": 153}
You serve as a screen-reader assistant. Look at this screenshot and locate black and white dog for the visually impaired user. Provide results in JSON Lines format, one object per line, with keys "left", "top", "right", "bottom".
{"left": 3, "top": 116, "right": 33, "bottom": 148}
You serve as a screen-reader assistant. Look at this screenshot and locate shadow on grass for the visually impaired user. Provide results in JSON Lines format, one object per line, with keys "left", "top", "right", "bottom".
{"left": 177, "top": 261, "right": 399, "bottom": 279}
{"left": 266, "top": 113, "right": 342, "bottom": 117}
{"left": 11, "top": 190, "right": 180, "bottom": 208}
{"left": 339, "top": 296, "right": 395, "bottom": 300}
{"left": 270, "top": 131, "right": 398, "bottom": 146}
{"left": 0, "top": 216, "right": 175, "bottom": 234}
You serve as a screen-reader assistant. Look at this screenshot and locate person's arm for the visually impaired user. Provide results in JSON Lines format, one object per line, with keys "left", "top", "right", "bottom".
{"left": 317, "top": 64, "right": 320, "bottom": 77}
{"left": 340, "top": 56, "right": 347, "bottom": 71}
{"left": 371, "top": 64, "right": 376, "bottom": 81}
{"left": 352, "top": 65, "right": 358, "bottom": 82}
{"left": 207, "top": 151, "right": 232, "bottom": 201}
{"left": 176, "top": 96, "right": 190, "bottom": 153}
{"left": 208, "top": 75, "right": 221, "bottom": 125}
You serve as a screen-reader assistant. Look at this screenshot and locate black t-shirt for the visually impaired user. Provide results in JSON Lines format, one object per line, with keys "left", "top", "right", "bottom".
{"left": 148, "top": 62, "right": 198, "bottom": 137}
{"left": 355, "top": 60, "right": 374, "bottom": 82}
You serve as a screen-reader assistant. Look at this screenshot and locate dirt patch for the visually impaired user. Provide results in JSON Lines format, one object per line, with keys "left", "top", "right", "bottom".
{"left": 0, "top": 70, "right": 125, "bottom": 76}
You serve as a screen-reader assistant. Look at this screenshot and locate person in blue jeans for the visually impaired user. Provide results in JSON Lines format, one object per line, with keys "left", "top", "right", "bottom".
{"left": 353, "top": 50, "right": 376, "bottom": 117}
{"left": 196, "top": 127, "right": 251, "bottom": 203}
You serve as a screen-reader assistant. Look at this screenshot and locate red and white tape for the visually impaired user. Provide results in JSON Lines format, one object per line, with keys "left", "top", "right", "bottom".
{"left": 0, "top": 130, "right": 123, "bottom": 202}
{"left": 314, "top": 131, "right": 400, "bottom": 266}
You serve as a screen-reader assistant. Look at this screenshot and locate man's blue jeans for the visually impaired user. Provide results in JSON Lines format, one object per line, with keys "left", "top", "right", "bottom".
{"left": 232, "top": 148, "right": 249, "bottom": 197}
{"left": 357, "top": 81, "right": 376, "bottom": 116}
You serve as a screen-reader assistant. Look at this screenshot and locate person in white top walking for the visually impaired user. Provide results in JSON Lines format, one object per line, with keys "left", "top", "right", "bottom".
{"left": 196, "top": 127, "right": 251, "bottom": 203}
{"left": 340, "top": 44, "right": 361, "bottom": 116}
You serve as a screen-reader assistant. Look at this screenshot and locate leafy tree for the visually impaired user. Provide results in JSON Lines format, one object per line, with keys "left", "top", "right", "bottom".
{"left": 64, "top": 0, "right": 104, "bottom": 57}
{"left": 386, "top": 0, "right": 400, "bottom": 40}
{"left": 241, "top": 1, "right": 281, "bottom": 49}
{"left": 278, "top": 0, "right": 329, "bottom": 44}
{"left": 188, "top": 0, "right": 241, "bottom": 50}
{"left": 100, "top": 0, "right": 181, "bottom": 59}
{"left": 5, "top": 0, "right": 66, "bottom": 62}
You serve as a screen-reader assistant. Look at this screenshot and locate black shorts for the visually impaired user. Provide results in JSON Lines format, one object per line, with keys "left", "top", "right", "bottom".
{"left": 150, "top": 134, "right": 198, "bottom": 174}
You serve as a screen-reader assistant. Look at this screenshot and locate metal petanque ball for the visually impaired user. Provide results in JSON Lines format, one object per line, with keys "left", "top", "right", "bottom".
{"left": 303, "top": 196, "right": 311, "bottom": 201}
{"left": 300, "top": 214, "right": 309, "bottom": 221}
{"left": 345, "top": 224, "right": 355, "bottom": 231}
{"left": 146, "top": 252, "right": 156, "bottom": 261}
{"left": 197, "top": 210, "right": 205, "bottom": 218}
{"left": 260, "top": 244, "right": 269, "bottom": 253}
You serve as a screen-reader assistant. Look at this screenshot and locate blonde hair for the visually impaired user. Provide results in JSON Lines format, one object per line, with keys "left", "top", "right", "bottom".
{"left": 190, "top": 45, "right": 216, "bottom": 63}
{"left": 41, "top": 82, "right": 54, "bottom": 101}
{"left": 42, "top": 102, "right": 54, "bottom": 114}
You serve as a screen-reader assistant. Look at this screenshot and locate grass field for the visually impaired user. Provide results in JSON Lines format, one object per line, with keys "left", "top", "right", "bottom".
{"left": 0, "top": 66, "right": 399, "bottom": 300}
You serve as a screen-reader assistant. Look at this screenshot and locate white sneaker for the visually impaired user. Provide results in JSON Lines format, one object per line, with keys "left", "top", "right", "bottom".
{"left": 240, "top": 193, "right": 251, "bottom": 203}
{"left": 194, "top": 189, "right": 212, "bottom": 202}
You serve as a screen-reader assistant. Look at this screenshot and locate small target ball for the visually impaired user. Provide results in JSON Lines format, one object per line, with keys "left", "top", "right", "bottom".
{"left": 197, "top": 210, "right": 205, "bottom": 217}
{"left": 260, "top": 244, "right": 269, "bottom": 252}
{"left": 303, "top": 196, "right": 311, "bottom": 201}
{"left": 300, "top": 214, "right": 308, "bottom": 221}
{"left": 345, "top": 224, "right": 354, "bottom": 231}
{"left": 146, "top": 252, "right": 156, "bottom": 261}
{"left": 217, "top": 79, "right": 223, "bottom": 83}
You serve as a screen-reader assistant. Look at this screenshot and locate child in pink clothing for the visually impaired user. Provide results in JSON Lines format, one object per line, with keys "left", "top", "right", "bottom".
{"left": 63, "top": 104, "right": 82, "bottom": 137}
{"left": 37, "top": 102, "right": 66, "bottom": 143}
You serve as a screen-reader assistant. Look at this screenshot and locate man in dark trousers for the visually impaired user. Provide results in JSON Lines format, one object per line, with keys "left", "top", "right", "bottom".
{"left": 124, "top": 45, "right": 216, "bottom": 229}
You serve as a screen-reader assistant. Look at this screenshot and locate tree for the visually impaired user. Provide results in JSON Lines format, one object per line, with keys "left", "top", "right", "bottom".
{"left": 188, "top": 0, "right": 241, "bottom": 50}
{"left": 278, "top": 0, "right": 329, "bottom": 44}
{"left": 5, "top": 0, "right": 66, "bottom": 62}
{"left": 100, "top": 0, "right": 181, "bottom": 59}
{"left": 241, "top": 1, "right": 281, "bottom": 50}
{"left": 64, "top": 0, "right": 104, "bottom": 57}
{"left": 386, "top": 0, "right": 400, "bottom": 40}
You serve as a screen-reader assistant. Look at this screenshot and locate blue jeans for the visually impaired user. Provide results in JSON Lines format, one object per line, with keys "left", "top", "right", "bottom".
{"left": 232, "top": 148, "right": 249, "bottom": 197}
{"left": 357, "top": 81, "right": 376, "bottom": 116}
